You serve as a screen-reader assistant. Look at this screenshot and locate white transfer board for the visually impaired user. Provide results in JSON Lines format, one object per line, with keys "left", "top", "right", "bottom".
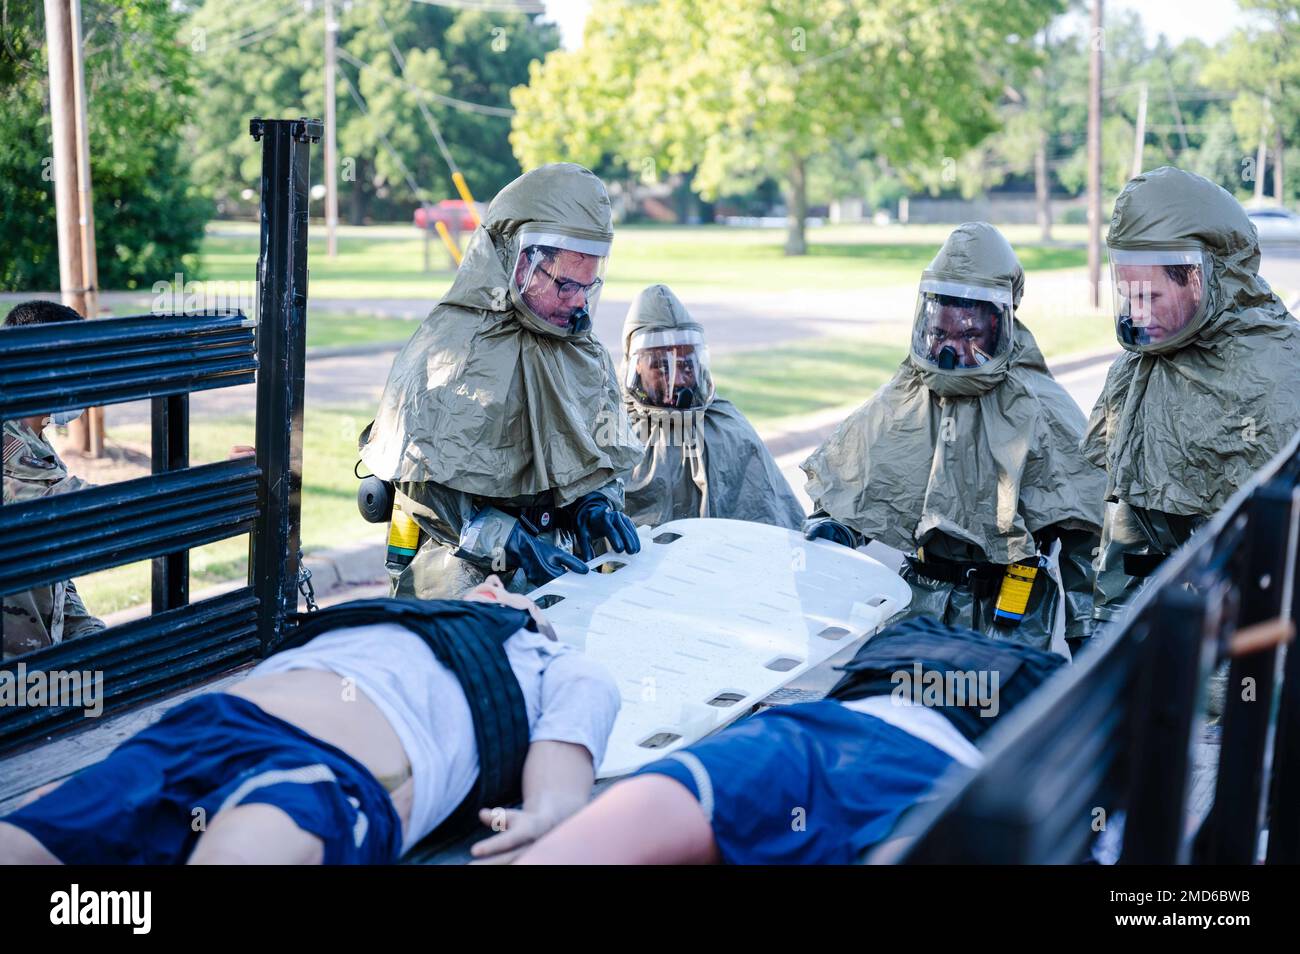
{"left": 526, "top": 518, "right": 912, "bottom": 778}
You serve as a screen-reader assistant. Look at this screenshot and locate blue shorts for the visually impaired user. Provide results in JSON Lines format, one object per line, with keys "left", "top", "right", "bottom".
{"left": 3, "top": 693, "right": 402, "bottom": 865}
{"left": 635, "top": 700, "right": 958, "bottom": 865}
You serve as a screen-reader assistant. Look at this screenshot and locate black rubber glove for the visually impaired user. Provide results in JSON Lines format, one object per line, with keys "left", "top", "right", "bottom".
{"left": 803, "top": 516, "right": 862, "bottom": 549}
{"left": 570, "top": 493, "right": 641, "bottom": 561}
{"left": 505, "top": 521, "right": 589, "bottom": 585}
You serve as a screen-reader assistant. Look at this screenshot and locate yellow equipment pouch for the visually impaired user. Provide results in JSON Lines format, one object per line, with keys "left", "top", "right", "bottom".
{"left": 993, "top": 559, "right": 1041, "bottom": 628}
{"left": 386, "top": 507, "right": 421, "bottom": 570}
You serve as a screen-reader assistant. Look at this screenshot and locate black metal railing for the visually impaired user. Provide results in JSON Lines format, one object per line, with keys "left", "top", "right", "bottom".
{"left": 878, "top": 427, "right": 1300, "bottom": 865}
{"left": 0, "top": 117, "right": 320, "bottom": 753}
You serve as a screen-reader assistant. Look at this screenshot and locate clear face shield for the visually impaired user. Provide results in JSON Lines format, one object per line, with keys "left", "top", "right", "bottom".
{"left": 911, "top": 279, "right": 1014, "bottom": 372}
{"left": 624, "top": 329, "right": 715, "bottom": 409}
{"left": 1108, "top": 248, "right": 1206, "bottom": 350}
{"left": 511, "top": 230, "right": 610, "bottom": 333}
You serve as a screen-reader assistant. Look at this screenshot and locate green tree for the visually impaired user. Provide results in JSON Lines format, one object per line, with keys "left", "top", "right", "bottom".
{"left": 1204, "top": 0, "right": 1300, "bottom": 204}
{"left": 0, "top": 0, "right": 210, "bottom": 292}
{"left": 984, "top": 16, "right": 1090, "bottom": 239}
{"left": 512, "top": 0, "right": 1063, "bottom": 254}
{"left": 937, "top": 9, "right": 1243, "bottom": 233}
{"left": 185, "top": 0, "right": 558, "bottom": 222}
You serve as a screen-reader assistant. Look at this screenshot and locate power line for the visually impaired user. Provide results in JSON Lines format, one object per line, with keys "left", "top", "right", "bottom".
{"left": 336, "top": 60, "right": 429, "bottom": 202}
{"left": 205, "top": 2, "right": 307, "bottom": 51}
{"left": 1056, "top": 86, "right": 1239, "bottom": 105}
{"left": 1145, "top": 122, "right": 1234, "bottom": 133}
{"left": 373, "top": 7, "right": 460, "bottom": 175}
{"left": 334, "top": 45, "right": 514, "bottom": 116}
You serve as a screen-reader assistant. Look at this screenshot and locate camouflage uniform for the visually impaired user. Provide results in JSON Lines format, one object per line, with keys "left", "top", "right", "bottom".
{"left": 2, "top": 421, "right": 105, "bottom": 659}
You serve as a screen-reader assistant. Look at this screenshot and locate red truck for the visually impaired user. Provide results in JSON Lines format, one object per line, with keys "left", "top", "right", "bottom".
{"left": 413, "top": 199, "right": 481, "bottom": 232}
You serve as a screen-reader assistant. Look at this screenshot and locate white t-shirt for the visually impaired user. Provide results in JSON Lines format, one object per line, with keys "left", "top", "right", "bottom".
{"left": 839, "top": 695, "right": 985, "bottom": 768}
{"left": 250, "top": 622, "right": 620, "bottom": 854}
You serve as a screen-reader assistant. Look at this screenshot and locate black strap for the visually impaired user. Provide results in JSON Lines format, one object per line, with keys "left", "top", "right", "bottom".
{"left": 478, "top": 499, "right": 573, "bottom": 535}
{"left": 905, "top": 555, "right": 1004, "bottom": 598}
{"left": 282, "top": 598, "right": 533, "bottom": 843}
{"left": 1123, "top": 550, "right": 1167, "bottom": 578}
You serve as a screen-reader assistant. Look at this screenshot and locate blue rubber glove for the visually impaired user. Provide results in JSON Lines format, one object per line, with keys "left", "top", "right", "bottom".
{"left": 505, "top": 521, "right": 589, "bottom": 585}
{"left": 570, "top": 493, "right": 641, "bottom": 561}
{"left": 803, "top": 516, "right": 862, "bottom": 550}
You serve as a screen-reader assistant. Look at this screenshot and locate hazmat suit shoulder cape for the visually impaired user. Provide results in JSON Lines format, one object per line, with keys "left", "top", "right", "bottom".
{"left": 802, "top": 223, "right": 1105, "bottom": 564}
{"left": 620, "top": 284, "right": 805, "bottom": 529}
{"left": 1082, "top": 166, "right": 1300, "bottom": 517}
{"left": 359, "top": 163, "right": 642, "bottom": 508}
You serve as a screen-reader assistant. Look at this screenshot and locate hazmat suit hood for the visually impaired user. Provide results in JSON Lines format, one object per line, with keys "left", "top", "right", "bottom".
{"left": 620, "top": 284, "right": 804, "bottom": 529}
{"left": 803, "top": 224, "right": 1104, "bottom": 563}
{"left": 360, "top": 162, "right": 642, "bottom": 505}
{"left": 910, "top": 221, "right": 1023, "bottom": 398}
{"left": 1082, "top": 166, "right": 1300, "bottom": 516}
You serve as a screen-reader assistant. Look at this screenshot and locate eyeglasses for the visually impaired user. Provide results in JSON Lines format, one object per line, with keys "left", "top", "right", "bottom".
{"left": 534, "top": 262, "right": 603, "bottom": 301}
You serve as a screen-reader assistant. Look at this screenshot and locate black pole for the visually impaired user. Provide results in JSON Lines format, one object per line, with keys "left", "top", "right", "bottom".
{"left": 1268, "top": 520, "right": 1300, "bottom": 862}
{"left": 248, "top": 117, "right": 319, "bottom": 654}
{"left": 1120, "top": 586, "right": 1209, "bottom": 864}
{"left": 150, "top": 393, "right": 189, "bottom": 613}
{"left": 1203, "top": 480, "right": 1294, "bottom": 863}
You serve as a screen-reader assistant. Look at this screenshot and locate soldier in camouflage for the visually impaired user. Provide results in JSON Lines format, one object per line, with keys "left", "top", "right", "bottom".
{"left": 2, "top": 301, "right": 105, "bottom": 659}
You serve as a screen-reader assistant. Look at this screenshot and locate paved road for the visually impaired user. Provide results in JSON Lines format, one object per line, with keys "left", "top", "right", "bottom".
{"left": 1260, "top": 244, "right": 1300, "bottom": 306}
{"left": 99, "top": 302, "right": 1116, "bottom": 468}
{"left": 5, "top": 285, "right": 908, "bottom": 354}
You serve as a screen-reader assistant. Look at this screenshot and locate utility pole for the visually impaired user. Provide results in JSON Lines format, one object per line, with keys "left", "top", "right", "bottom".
{"left": 1087, "top": 0, "right": 1104, "bottom": 308}
{"left": 1256, "top": 97, "right": 1269, "bottom": 203}
{"left": 324, "top": 0, "right": 339, "bottom": 257}
{"left": 1132, "top": 82, "right": 1148, "bottom": 179}
{"left": 69, "top": 0, "right": 103, "bottom": 455}
{"left": 1035, "top": 130, "right": 1052, "bottom": 243}
{"left": 45, "top": 0, "right": 104, "bottom": 455}
{"left": 44, "top": 0, "right": 82, "bottom": 314}
{"left": 1162, "top": 60, "right": 1189, "bottom": 153}
{"left": 1275, "top": 124, "right": 1286, "bottom": 204}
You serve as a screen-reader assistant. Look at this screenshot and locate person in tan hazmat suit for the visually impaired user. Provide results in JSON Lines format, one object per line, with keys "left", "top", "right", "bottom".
{"left": 359, "top": 164, "right": 644, "bottom": 599}
{"left": 801, "top": 223, "right": 1106, "bottom": 656}
{"left": 619, "top": 284, "right": 804, "bottom": 530}
{"left": 1084, "top": 167, "right": 1300, "bottom": 624}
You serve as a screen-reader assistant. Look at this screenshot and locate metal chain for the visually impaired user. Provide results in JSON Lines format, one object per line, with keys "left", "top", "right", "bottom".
{"left": 296, "top": 548, "right": 319, "bottom": 613}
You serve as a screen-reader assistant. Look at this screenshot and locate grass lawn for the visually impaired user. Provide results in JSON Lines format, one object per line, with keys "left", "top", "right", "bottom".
{"left": 715, "top": 307, "right": 1112, "bottom": 433}
{"left": 4, "top": 220, "right": 1095, "bottom": 347}
{"left": 0, "top": 300, "right": 422, "bottom": 352}
{"left": 305, "top": 310, "right": 422, "bottom": 349}
{"left": 1015, "top": 303, "right": 1115, "bottom": 358}
{"left": 716, "top": 337, "right": 904, "bottom": 424}
{"left": 195, "top": 221, "right": 1089, "bottom": 300}
{"left": 75, "top": 406, "right": 382, "bottom": 617}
